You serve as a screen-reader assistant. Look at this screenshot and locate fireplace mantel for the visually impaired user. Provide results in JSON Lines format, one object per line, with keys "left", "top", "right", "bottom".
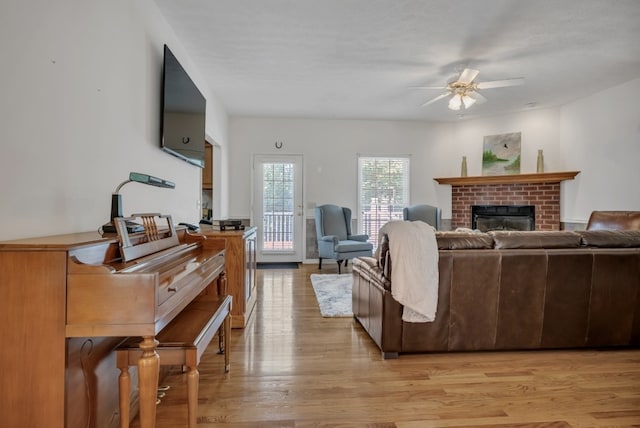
{"left": 434, "top": 171, "right": 580, "bottom": 186}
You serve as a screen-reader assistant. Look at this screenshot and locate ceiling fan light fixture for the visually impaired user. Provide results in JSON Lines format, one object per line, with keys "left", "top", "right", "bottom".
{"left": 462, "top": 94, "right": 476, "bottom": 109}
{"left": 418, "top": 68, "right": 522, "bottom": 112}
{"left": 448, "top": 94, "right": 462, "bottom": 110}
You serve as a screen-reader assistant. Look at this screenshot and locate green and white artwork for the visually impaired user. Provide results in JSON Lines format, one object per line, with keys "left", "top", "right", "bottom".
{"left": 482, "top": 132, "right": 521, "bottom": 175}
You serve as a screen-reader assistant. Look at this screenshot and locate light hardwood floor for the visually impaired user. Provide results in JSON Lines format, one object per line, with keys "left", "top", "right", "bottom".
{"left": 135, "top": 263, "right": 640, "bottom": 427}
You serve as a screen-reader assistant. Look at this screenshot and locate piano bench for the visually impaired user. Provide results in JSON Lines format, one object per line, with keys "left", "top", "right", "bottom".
{"left": 116, "top": 295, "right": 233, "bottom": 428}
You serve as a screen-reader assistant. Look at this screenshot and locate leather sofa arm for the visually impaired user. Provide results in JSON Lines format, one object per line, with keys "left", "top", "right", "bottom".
{"left": 352, "top": 256, "right": 391, "bottom": 290}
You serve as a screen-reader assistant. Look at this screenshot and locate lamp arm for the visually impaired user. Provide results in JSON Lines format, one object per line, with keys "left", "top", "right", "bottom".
{"left": 102, "top": 172, "right": 173, "bottom": 235}
{"left": 113, "top": 179, "right": 133, "bottom": 194}
{"left": 110, "top": 179, "right": 134, "bottom": 221}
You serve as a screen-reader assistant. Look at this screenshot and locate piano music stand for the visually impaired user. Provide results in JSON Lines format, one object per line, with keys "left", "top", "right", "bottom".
{"left": 114, "top": 213, "right": 179, "bottom": 262}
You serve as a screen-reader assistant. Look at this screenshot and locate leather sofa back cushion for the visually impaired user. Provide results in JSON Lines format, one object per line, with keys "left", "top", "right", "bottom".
{"left": 435, "top": 232, "right": 494, "bottom": 250}
{"left": 578, "top": 230, "right": 640, "bottom": 247}
{"left": 490, "top": 231, "right": 582, "bottom": 249}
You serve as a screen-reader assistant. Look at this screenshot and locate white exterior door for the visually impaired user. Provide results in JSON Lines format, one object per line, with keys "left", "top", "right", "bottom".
{"left": 253, "top": 154, "right": 303, "bottom": 262}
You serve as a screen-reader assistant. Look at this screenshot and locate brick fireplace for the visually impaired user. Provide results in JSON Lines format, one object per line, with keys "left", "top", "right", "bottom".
{"left": 434, "top": 171, "right": 580, "bottom": 231}
{"left": 454, "top": 182, "right": 559, "bottom": 230}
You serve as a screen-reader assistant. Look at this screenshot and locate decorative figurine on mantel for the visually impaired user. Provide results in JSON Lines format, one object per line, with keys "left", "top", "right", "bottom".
{"left": 461, "top": 156, "right": 468, "bottom": 177}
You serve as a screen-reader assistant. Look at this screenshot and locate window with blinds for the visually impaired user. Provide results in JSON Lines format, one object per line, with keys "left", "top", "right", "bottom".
{"left": 357, "top": 155, "right": 410, "bottom": 246}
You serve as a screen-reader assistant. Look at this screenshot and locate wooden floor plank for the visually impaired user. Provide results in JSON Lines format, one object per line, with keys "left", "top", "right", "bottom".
{"left": 130, "top": 263, "right": 640, "bottom": 427}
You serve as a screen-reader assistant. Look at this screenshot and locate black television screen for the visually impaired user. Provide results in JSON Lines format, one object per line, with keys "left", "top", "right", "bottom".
{"left": 160, "top": 44, "right": 206, "bottom": 168}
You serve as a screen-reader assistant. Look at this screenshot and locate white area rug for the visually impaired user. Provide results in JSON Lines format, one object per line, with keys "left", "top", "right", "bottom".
{"left": 310, "top": 274, "right": 353, "bottom": 317}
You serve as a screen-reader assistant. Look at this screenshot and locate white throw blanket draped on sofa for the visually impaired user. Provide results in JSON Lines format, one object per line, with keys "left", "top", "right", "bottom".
{"left": 377, "top": 220, "right": 439, "bottom": 322}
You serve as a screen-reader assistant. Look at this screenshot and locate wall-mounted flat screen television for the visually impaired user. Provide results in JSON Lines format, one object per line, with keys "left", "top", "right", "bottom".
{"left": 160, "top": 44, "right": 206, "bottom": 168}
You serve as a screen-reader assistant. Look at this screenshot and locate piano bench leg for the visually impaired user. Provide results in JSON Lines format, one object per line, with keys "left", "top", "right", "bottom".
{"left": 186, "top": 365, "right": 199, "bottom": 428}
{"left": 116, "top": 364, "right": 131, "bottom": 428}
{"left": 115, "top": 296, "right": 232, "bottom": 427}
{"left": 217, "top": 329, "right": 224, "bottom": 354}
{"left": 224, "top": 314, "right": 231, "bottom": 373}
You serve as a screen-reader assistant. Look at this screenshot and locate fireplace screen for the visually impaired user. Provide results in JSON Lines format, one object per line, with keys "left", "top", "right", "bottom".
{"left": 472, "top": 205, "right": 535, "bottom": 232}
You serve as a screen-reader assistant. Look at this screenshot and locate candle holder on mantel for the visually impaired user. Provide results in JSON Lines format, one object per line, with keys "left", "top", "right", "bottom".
{"left": 461, "top": 156, "right": 468, "bottom": 177}
{"left": 536, "top": 150, "right": 544, "bottom": 173}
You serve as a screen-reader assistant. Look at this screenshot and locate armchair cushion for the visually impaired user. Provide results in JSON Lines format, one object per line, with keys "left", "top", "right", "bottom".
{"left": 335, "top": 240, "right": 373, "bottom": 252}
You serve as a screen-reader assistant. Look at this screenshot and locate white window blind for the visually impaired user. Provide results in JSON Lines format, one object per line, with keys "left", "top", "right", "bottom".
{"left": 357, "top": 155, "right": 410, "bottom": 246}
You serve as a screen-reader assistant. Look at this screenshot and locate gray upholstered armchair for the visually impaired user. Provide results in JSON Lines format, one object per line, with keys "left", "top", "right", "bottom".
{"left": 314, "top": 204, "right": 373, "bottom": 273}
{"left": 403, "top": 204, "right": 441, "bottom": 229}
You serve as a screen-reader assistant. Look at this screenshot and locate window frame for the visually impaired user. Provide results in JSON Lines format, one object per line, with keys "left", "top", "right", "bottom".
{"left": 357, "top": 154, "right": 411, "bottom": 247}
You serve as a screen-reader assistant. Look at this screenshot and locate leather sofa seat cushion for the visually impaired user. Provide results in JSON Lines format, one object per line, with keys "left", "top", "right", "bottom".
{"left": 578, "top": 230, "right": 640, "bottom": 247}
{"left": 435, "top": 232, "right": 494, "bottom": 250}
{"left": 490, "top": 231, "right": 582, "bottom": 249}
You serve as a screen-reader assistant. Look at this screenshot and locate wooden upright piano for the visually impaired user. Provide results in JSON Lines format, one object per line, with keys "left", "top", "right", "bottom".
{"left": 0, "top": 215, "right": 226, "bottom": 428}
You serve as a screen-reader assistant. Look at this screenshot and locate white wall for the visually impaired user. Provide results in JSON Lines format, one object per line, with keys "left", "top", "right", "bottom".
{"left": 0, "top": 0, "right": 229, "bottom": 240}
{"left": 559, "top": 78, "right": 640, "bottom": 221}
{"left": 229, "top": 108, "right": 568, "bottom": 222}
{"left": 229, "top": 78, "right": 640, "bottom": 230}
{"left": 228, "top": 117, "right": 451, "bottom": 221}
{"left": 439, "top": 107, "right": 562, "bottom": 218}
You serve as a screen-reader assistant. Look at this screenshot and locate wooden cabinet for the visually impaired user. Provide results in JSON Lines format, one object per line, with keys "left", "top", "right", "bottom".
{"left": 201, "top": 226, "right": 257, "bottom": 328}
{"left": 202, "top": 142, "right": 212, "bottom": 190}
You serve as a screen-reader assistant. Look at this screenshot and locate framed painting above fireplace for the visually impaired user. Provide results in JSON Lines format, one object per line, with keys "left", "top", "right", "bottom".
{"left": 482, "top": 132, "right": 521, "bottom": 176}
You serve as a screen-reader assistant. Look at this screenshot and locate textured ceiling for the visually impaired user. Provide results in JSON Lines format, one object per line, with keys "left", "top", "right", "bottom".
{"left": 154, "top": 0, "right": 640, "bottom": 122}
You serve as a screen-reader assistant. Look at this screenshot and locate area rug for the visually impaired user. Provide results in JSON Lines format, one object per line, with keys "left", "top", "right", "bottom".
{"left": 310, "top": 273, "right": 352, "bottom": 317}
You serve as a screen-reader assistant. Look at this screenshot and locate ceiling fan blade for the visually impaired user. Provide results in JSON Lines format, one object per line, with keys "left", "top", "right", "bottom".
{"left": 458, "top": 68, "right": 480, "bottom": 84}
{"left": 421, "top": 92, "right": 450, "bottom": 107}
{"left": 476, "top": 77, "right": 525, "bottom": 89}
{"left": 409, "top": 85, "right": 448, "bottom": 90}
{"left": 468, "top": 91, "right": 487, "bottom": 104}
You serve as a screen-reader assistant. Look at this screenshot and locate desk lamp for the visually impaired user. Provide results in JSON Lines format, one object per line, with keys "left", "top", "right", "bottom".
{"left": 101, "top": 172, "right": 175, "bottom": 234}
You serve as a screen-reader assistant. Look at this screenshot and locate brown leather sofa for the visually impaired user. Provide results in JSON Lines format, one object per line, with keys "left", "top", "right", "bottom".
{"left": 352, "top": 227, "right": 640, "bottom": 359}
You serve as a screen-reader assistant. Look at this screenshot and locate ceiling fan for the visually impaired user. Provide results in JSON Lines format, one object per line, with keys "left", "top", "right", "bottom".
{"left": 413, "top": 68, "right": 524, "bottom": 111}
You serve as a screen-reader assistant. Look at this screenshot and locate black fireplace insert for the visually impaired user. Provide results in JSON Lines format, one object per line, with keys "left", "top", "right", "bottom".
{"left": 472, "top": 205, "right": 535, "bottom": 232}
